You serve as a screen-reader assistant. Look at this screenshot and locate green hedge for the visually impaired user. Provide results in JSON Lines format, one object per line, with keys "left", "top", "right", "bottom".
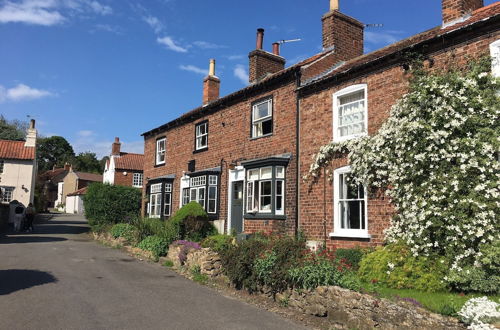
{"left": 83, "top": 183, "right": 141, "bottom": 230}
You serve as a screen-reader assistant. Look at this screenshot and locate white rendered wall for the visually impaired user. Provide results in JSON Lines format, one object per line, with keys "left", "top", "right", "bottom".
{"left": 0, "top": 159, "right": 35, "bottom": 206}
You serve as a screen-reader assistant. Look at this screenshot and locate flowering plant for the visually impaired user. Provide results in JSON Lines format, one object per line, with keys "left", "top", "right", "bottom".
{"left": 457, "top": 296, "right": 500, "bottom": 329}
{"left": 306, "top": 58, "right": 500, "bottom": 290}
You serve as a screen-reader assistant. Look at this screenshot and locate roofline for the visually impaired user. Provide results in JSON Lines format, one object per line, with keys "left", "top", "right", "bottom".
{"left": 299, "top": 12, "right": 500, "bottom": 94}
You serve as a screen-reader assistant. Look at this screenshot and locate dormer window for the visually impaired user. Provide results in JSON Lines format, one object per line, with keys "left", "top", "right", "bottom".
{"left": 156, "top": 138, "right": 166, "bottom": 165}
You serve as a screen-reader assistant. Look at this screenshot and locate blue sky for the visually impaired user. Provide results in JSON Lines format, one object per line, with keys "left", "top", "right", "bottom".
{"left": 1, "top": 0, "right": 496, "bottom": 158}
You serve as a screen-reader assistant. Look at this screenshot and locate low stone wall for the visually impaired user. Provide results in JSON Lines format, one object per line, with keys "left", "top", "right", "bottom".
{"left": 276, "top": 286, "right": 464, "bottom": 329}
{"left": 167, "top": 244, "right": 223, "bottom": 277}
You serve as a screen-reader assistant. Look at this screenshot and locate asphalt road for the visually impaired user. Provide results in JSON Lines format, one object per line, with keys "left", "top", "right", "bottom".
{"left": 0, "top": 214, "right": 305, "bottom": 330}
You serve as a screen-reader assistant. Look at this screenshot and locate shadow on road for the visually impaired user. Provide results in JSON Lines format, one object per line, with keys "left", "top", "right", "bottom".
{"left": 0, "top": 236, "right": 67, "bottom": 244}
{"left": 0, "top": 269, "right": 57, "bottom": 295}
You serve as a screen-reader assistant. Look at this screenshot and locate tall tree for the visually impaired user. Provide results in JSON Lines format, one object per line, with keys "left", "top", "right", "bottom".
{"left": 74, "top": 152, "right": 101, "bottom": 174}
{"left": 37, "top": 136, "right": 75, "bottom": 172}
{"left": 0, "top": 115, "right": 28, "bottom": 141}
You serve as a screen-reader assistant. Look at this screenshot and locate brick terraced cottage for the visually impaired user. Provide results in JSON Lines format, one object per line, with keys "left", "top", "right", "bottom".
{"left": 103, "top": 137, "right": 145, "bottom": 188}
{"left": 141, "top": 0, "right": 500, "bottom": 244}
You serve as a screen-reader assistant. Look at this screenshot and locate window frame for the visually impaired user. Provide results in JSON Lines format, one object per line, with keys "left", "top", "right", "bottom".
{"left": 155, "top": 137, "right": 166, "bottom": 165}
{"left": 251, "top": 97, "right": 273, "bottom": 139}
{"left": 0, "top": 186, "right": 14, "bottom": 203}
{"left": 182, "top": 173, "right": 219, "bottom": 216}
{"left": 132, "top": 172, "right": 143, "bottom": 188}
{"left": 491, "top": 39, "right": 500, "bottom": 78}
{"left": 164, "top": 183, "right": 172, "bottom": 217}
{"left": 194, "top": 121, "right": 209, "bottom": 152}
{"left": 332, "top": 84, "right": 368, "bottom": 142}
{"left": 331, "top": 166, "right": 370, "bottom": 238}
{"left": 244, "top": 165, "right": 285, "bottom": 218}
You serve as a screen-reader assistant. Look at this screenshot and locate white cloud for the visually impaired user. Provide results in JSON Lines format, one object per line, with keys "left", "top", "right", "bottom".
{"left": 157, "top": 36, "right": 188, "bottom": 53}
{"left": 77, "top": 130, "right": 94, "bottom": 137}
{"left": 233, "top": 64, "right": 248, "bottom": 85}
{"left": 0, "top": 0, "right": 112, "bottom": 26}
{"left": 72, "top": 134, "right": 143, "bottom": 158}
{"left": 192, "top": 41, "right": 226, "bottom": 49}
{"left": 0, "top": 0, "right": 64, "bottom": 25}
{"left": 0, "top": 84, "right": 55, "bottom": 102}
{"left": 365, "top": 30, "right": 404, "bottom": 45}
{"left": 179, "top": 64, "right": 208, "bottom": 76}
{"left": 143, "top": 15, "right": 163, "bottom": 34}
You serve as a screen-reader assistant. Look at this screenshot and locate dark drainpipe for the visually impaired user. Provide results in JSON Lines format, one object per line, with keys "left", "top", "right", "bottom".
{"left": 295, "top": 68, "right": 302, "bottom": 237}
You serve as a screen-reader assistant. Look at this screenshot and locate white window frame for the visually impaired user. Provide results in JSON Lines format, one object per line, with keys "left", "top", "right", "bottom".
{"left": 333, "top": 84, "right": 368, "bottom": 142}
{"left": 331, "top": 166, "right": 370, "bottom": 238}
{"left": 164, "top": 183, "right": 172, "bottom": 216}
{"left": 208, "top": 186, "right": 217, "bottom": 214}
{"left": 245, "top": 165, "right": 285, "bottom": 215}
{"left": 491, "top": 39, "right": 500, "bottom": 78}
{"left": 252, "top": 98, "right": 273, "bottom": 138}
{"left": 149, "top": 193, "right": 161, "bottom": 218}
{"left": 132, "top": 173, "right": 143, "bottom": 188}
{"left": 156, "top": 138, "right": 166, "bottom": 165}
{"left": 195, "top": 122, "right": 208, "bottom": 150}
{"left": 0, "top": 186, "right": 14, "bottom": 203}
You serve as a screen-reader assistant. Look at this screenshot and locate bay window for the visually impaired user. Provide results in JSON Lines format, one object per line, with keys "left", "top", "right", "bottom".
{"left": 245, "top": 165, "right": 285, "bottom": 216}
{"left": 181, "top": 174, "right": 219, "bottom": 215}
{"left": 164, "top": 183, "right": 172, "bottom": 216}
{"left": 149, "top": 183, "right": 162, "bottom": 218}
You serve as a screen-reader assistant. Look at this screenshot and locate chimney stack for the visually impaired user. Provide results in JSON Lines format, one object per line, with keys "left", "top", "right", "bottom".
{"left": 322, "top": 0, "right": 364, "bottom": 60}
{"left": 111, "top": 137, "right": 121, "bottom": 156}
{"left": 248, "top": 28, "right": 286, "bottom": 84}
{"left": 24, "top": 119, "right": 37, "bottom": 148}
{"left": 202, "top": 59, "right": 220, "bottom": 105}
{"left": 64, "top": 163, "right": 71, "bottom": 171}
{"left": 442, "top": 0, "right": 483, "bottom": 27}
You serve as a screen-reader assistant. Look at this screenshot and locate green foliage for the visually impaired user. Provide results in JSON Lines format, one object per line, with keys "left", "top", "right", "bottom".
{"left": 163, "top": 260, "right": 174, "bottom": 267}
{"left": 110, "top": 223, "right": 136, "bottom": 243}
{"left": 132, "top": 217, "right": 180, "bottom": 247}
{"left": 190, "top": 265, "right": 208, "bottom": 284}
{"left": 253, "top": 236, "right": 306, "bottom": 295}
{"left": 0, "top": 115, "right": 27, "bottom": 141}
{"left": 84, "top": 183, "right": 141, "bottom": 231}
{"left": 169, "top": 202, "right": 216, "bottom": 241}
{"left": 74, "top": 151, "right": 101, "bottom": 174}
{"left": 201, "top": 234, "right": 234, "bottom": 253}
{"left": 37, "top": 136, "right": 75, "bottom": 172}
{"left": 335, "top": 248, "right": 368, "bottom": 271}
{"left": 138, "top": 235, "right": 168, "bottom": 260}
{"left": 220, "top": 239, "right": 267, "bottom": 292}
{"left": 447, "top": 241, "right": 500, "bottom": 294}
{"left": 358, "top": 244, "right": 448, "bottom": 292}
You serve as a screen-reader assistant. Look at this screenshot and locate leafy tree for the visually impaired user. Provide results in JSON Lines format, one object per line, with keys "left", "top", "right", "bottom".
{"left": 74, "top": 152, "right": 101, "bottom": 174}
{"left": 100, "top": 156, "right": 109, "bottom": 172}
{"left": 0, "top": 115, "right": 28, "bottom": 141}
{"left": 37, "top": 136, "right": 75, "bottom": 172}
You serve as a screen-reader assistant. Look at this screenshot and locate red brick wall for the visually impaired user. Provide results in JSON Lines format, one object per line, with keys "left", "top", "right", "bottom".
{"left": 143, "top": 79, "right": 298, "bottom": 235}
{"left": 249, "top": 50, "right": 286, "bottom": 83}
{"left": 113, "top": 170, "right": 143, "bottom": 187}
{"left": 203, "top": 76, "right": 220, "bottom": 104}
{"left": 299, "top": 32, "right": 498, "bottom": 250}
{"left": 442, "top": 0, "right": 483, "bottom": 24}
{"left": 322, "top": 10, "right": 364, "bottom": 58}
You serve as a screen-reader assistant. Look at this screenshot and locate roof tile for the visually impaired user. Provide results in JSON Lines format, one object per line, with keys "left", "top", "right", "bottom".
{"left": 0, "top": 140, "right": 35, "bottom": 160}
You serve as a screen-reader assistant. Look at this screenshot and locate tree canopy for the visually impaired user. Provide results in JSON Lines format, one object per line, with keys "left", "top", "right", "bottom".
{"left": 74, "top": 152, "right": 101, "bottom": 174}
{"left": 37, "top": 136, "right": 75, "bottom": 172}
{"left": 0, "top": 115, "right": 28, "bottom": 141}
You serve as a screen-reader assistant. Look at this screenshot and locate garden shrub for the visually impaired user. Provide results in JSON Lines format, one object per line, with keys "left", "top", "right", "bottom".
{"left": 289, "top": 249, "right": 361, "bottom": 291}
{"left": 358, "top": 243, "right": 448, "bottom": 292}
{"left": 334, "top": 247, "right": 367, "bottom": 271}
{"left": 169, "top": 202, "right": 216, "bottom": 242}
{"left": 137, "top": 235, "right": 168, "bottom": 260}
{"left": 84, "top": 183, "right": 141, "bottom": 231}
{"left": 110, "top": 223, "right": 136, "bottom": 242}
{"left": 220, "top": 238, "right": 267, "bottom": 292}
{"left": 458, "top": 297, "right": 500, "bottom": 329}
{"left": 306, "top": 58, "right": 499, "bottom": 292}
{"left": 201, "top": 234, "right": 234, "bottom": 253}
{"left": 253, "top": 236, "right": 306, "bottom": 295}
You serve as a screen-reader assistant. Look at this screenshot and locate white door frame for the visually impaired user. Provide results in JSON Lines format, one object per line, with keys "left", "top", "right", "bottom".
{"left": 227, "top": 166, "right": 245, "bottom": 234}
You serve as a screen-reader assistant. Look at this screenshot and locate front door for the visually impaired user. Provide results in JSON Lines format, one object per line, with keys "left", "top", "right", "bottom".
{"left": 231, "top": 181, "right": 244, "bottom": 234}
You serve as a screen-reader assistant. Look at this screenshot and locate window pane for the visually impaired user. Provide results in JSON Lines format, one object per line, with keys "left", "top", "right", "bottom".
{"left": 261, "top": 181, "right": 272, "bottom": 195}
{"left": 337, "top": 90, "right": 365, "bottom": 138}
{"left": 209, "top": 186, "right": 216, "bottom": 199}
{"left": 247, "top": 169, "right": 259, "bottom": 181}
{"left": 261, "top": 119, "right": 272, "bottom": 135}
{"left": 260, "top": 196, "right": 271, "bottom": 211}
{"left": 209, "top": 175, "right": 217, "bottom": 185}
{"left": 198, "top": 187, "right": 205, "bottom": 208}
{"left": 190, "top": 188, "right": 197, "bottom": 201}
{"left": 246, "top": 182, "right": 254, "bottom": 211}
{"left": 208, "top": 200, "right": 216, "bottom": 213}
{"left": 253, "top": 100, "right": 271, "bottom": 120}
{"left": 260, "top": 167, "right": 272, "bottom": 179}
{"left": 276, "top": 180, "right": 283, "bottom": 214}
{"left": 276, "top": 166, "right": 284, "bottom": 178}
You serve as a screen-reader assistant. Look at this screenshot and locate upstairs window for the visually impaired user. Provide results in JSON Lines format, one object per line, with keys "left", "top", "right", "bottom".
{"left": 252, "top": 98, "right": 273, "bottom": 138}
{"left": 332, "top": 166, "right": 369, "bottom": 238}
{"left": 132, "top": 173, "right": 143, "bottom": 188}
{"left": 246, "top": 165, "right": 285, "bottom": 216}
{"left": 156, "top": 138, "right": 166, "bottom": 165}
{"left": 195, "top": 121, "right": 208, "bottom": 151}
{"left": 0, "top": 186, "right": 13, "bottom": 203}
{"left": 491, "top": 39, "right": 500, "bottom": 78}
{"left": 333, "top": 84, "right": 368, "bottom": 141}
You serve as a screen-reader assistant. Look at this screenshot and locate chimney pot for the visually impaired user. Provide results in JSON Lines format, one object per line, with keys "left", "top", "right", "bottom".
{"left": 272, "top": 42, "right": 280, "bottom": 56}
{"left": 256, "top": 28, "right": 264, "bottom": 50}
{"left": 29, "top": 119, "right": 35, "bottom": 129}
{"left": 203, "top": 58, "right": 220, "bottom": 104}
{"left": 330, "top": 0, "right": 339, "bottom": 11}
{"left": 209, "top": 59, "right": 216, "bottom": 76}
